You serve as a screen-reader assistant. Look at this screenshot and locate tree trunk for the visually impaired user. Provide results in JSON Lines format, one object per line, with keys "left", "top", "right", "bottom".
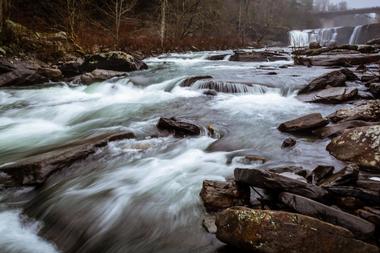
{"left": 160, "top": 0, "right": 167, "bottom": 49}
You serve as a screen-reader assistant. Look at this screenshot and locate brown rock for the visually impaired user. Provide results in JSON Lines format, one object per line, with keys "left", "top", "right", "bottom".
{"left": 327, "top": 186, "right": 380, "bottom": 206}
{"left": 367, "top": 38, "right": 380, "bottom": 45}
{"left": 306, "top": 165, "right": 334, "bottom": 185}
{"left": 156, "top": 117, "right": 202, "bottom": 137}
{"left": 278, "top": 113, "right": 329, "bottom": 133}
{"left": 357, "top": 208, "right": 380, "bottom": 226}
{"left": 295, "top": 54, "right": 380, "bottom": 67}
{"left": 199, "top": 180, "right": 250, "bottom": 213}
{"left": 327, "top": 125, "right": 380, "bottom": 169}
{"left": 216, "top": 207, "right": 379, "bottom": 253}
{"left": 298, "top": 87, "right": 358, "bottom": 104}
{"left": 281, "top": 137, "right": 296, "bottom": 148}
{"left": 73, "top": 69, "right": 128, "bottom": 85}
{"left": 319, "top": 165, "right": 359, "bottom": 187}
{"left": 180, "top": 75, "right": 213, "bottom": 87}
{"left": 230, "top": 51, "right": 289, "bottom": 62}
{"left": 328, "top": 100, "right": 380, "bottom": 123}
{"left": 313, "top": 120, "right": 379, "bottom": 138}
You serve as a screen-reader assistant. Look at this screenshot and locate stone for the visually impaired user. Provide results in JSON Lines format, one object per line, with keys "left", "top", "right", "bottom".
{"left": 207, "top": 54, "right": 228, "bottom": 61}
{"left": 281, "top": 137, "right": 296, "bottom": 148}
{"left": 309, "top": 42, "right": 321, "bottom": 49}
{"left": 306, "top": 165, "right": 334, "bottom": 185}
{"left": 357, "top": 208, "right": 380, "bottom": 226}
{"left": 234, "top": 168, "right": 328, "bottom": 200}
{"left": 81, "top": 51, "right": 148, "bottom": 73}
{"left": 202, "top": 215, "right": 217, "bottom": 234}
{"left": 327, "top": 125, "right": 380, "bottom": 170}
{"left": 229, "top": 50, "right": 289, "bottom": 62}
{"left": 279, "top": 192, "right": 375, "bottom": 238}
{"left": 199, "top": 180, "right": 250, "bottom": 213}
{"left": 58, "top": 58, "right": 84, "bottom": 77}
{"left": 358, "top": 45, "right": 377, "bottom": 54}
{"left": 298, "top": 69, "right": 356, "bottom": 94}
{"left": 327, "top": 186, "right": 380, "bottom": 206}
{"left": 294, "top": 54, "right": 380, "bottom": 67}
{"left": 298, "top": 87, "right": 358, "bottom": 104}
{"left": 203, "top": 89, "right": 218, "bottom": 96}
{"left": 319, "top": 165, "right": 359, "bottom": 187}
{"left": 73, "top": 69, "right": 128, "bottom": 85}
{"left": 156, "top": 117, "right": 202, "bottom": 137}
{"left": 367, "top": 38, "right": 380, "bottom": 45}
{"left": 180, "top": 76, "right": 213, "bottom": 87}
{"left": 313, "top": 120, "right": 379, "bottom": 138}
{"left": 328, "top": 100, "right": 380, "bottom": 123}
{"left": 215, "top": 207, "right": 379, "bottom": 253}
{"left": 278, "top": 113, "right": 329, "bottom": 133}
{"left": 0, "top": 132, "right": 135, "bottom": 187}
{"left": 369, "top": 83, "right": 380, "bottom": 98}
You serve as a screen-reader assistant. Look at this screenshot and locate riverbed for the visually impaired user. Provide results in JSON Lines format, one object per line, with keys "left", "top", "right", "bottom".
{"left": 0, "top": 49, "right": 345, "bottom": 253}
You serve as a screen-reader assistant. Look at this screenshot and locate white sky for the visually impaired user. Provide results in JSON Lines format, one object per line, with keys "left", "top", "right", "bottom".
{"left": 329, "top": 0, "right": 380, "bottom": 8}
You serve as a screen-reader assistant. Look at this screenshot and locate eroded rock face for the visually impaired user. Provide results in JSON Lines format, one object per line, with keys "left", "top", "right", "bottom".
{"left": 199, "top": 180, "right": 250, "bottom": 212}
{"left": 278, "top": 113, "right": 329, "bottom": 133}
{"left": 328, "top": 100, "right": 380, "bottom": 123}
{"left": 327, "top": 125, "right": 380, "bottom": 169}
{"left": 81, "top": 51, "right": 148, "bottom": 72}
{"left": 216, "top": 207, "right": 379, "bottom": 253}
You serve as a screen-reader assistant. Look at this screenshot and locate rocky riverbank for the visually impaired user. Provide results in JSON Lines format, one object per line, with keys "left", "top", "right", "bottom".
{"left": 200, "top": 39, "right": 380, "bottom": 252}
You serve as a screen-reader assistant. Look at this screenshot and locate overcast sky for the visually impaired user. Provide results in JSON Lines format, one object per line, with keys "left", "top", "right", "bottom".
{"left": 329, "top": 0, "right": 380, "bottom": 8}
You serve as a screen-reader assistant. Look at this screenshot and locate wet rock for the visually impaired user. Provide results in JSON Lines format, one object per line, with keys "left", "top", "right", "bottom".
{"left": 199, "top": 180, "right": 250, "bottom": 213}
{"left": 295, "top": 53, "right": 380, "bottom": 67}
{"left": 362, "top": 75, "right": 379, "bottom": 83}
{"left": 306, "top": 165, "right": 334, "bottom": 185}
{"left": 203, "top": 89, "right": 217, "bottom": 96}
{"left": 81, "top": 51, "right": 148, "bottom": 73}
{"left": 327, "top": 125, "right": 380, "bottom": 169}
{"left": 328, "top": 100, "right": 380, "bottom": 123}
{"left": 234, "top": 168, "right": 328, "bottom": 200}
{"left": 358, "top": 45, "right": 377, "bottom": 54}
{"left": 319, "top": 164, "right": 359, "bottom": 187}
{"left": 73, "top": 69, "right": 128, "bottom": 85}
{"left": 281, "top": 137, "right": 296, "bottom": 148}
{"left": 313, "top": 120, "right": 379, "bottom": 138}
{"left": 267, "top": 166, "right": 307, "bottom": 178}
{"left": 309, "top": 42, "right": 321, "bottom": 49}
{"left": 216, "top": 207, "right": 379, "bottom": 253}
{"left": 0, "top": 132, "right": 135, "bottom": 187}
{"left": 180, "top": 75, "right": 213, "bottom": 87}
{"left": 357, "top": 207, "right": 380, "bottom": 226}
{"left": 236, "top": 155, "right": 267, "bottom": 165}
{"left": 156, "top": 117, "right": 202, "bottom": 137}
{"left": 337, "top": 197, "right": 364, "bottom": 211}
{"left": 367, "top": 38, "right": 380, "bottom": 45}
{"left": 279, "top": 192, "right": 375, "bottom": 238}
{"left": 58, "top": 58, "right": 84, "bottom": 77}
{"left": 327, "top": 186, "right": 380, "bottom": 206}
{"left": 369, "top": 83, "right": 380, "bottom": 98}
{"left": 298, "top": 87, "right": 358, "bottom": 104}
{"left": 357, "top": 172, "right": 380, "bottom": 192}
{"left": 202, "top": 215, "right": 217, "bottom": 234}
{"left": 266, "top": 71, "right": 277, "bottom": 75}
{"left": 207, "top": 54, "right": 228, "bottom": 61}
{"left": 278, "top": 113, "right": 329, "bottom": 133}
{"left": 298, "top": 69, "right": 356, "bottom": 94}
{"left": 230, "top": 50, "right": 289, "bottom": 62}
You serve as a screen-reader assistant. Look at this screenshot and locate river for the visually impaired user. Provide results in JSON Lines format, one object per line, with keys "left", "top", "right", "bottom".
{"left": 0, "top": 49, "right": 345, "bottom": 253}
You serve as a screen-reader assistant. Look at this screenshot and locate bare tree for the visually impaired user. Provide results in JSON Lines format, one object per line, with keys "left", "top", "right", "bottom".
{"left": 160, "top": 0, "right": 168, "bottom": 48}
{"left": 0, "top": 0, "right": 10, "bottom": 30}
{"left": 66, "top": 0, "right": 85, "bottom": 40}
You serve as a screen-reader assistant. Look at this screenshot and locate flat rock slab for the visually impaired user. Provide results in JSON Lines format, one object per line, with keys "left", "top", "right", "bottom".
{"left": 297, "top": 87, "right": 358, "bottom": 104}
{"left": 313, "top": 120, "right": 379, "bottom": 138}
{"left": 230, "top": 51, "right": 289, "bottom": 62}
{"left": 295, "top": 53, "right": 380, "bottom": 67}
{"left": 327, "top": 125, "right": 380, "bottom": 169}
{"left": 328, "top": 100, "right": 380, "bottom": 123}
{"left": 234, "top": 168, "right": 328, "bottom": 200}
{"left": 0, "top": 132, "right": 135, "bottom": 187}
{"left": 216, "top": 207, "right": 379, "bottom": 253}
{"left": 280, "top": 192, "right": 375, "bottom": 238}
{"left": 278, "top": 113, "right": 329, "bottom": 133}
{"left": 199, "top": 180, "right": 250, "bottom": 213}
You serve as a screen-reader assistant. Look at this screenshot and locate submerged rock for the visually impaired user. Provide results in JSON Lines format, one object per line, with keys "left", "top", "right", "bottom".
{"left": 278, "top": 113, "right": 329, "bottom": 133}
{"left": 281, "top": 137, "right": 296, "bottom": 149}
{"left": 327, "top": 125, "right": 380, "bottom": 169}
{"left": 216, "top": 207, "right": 379, "bottom": 253}
{"left": 235, "top": 168, "right": 328, "bottom": 200}
{"left": 0, "top": 132, "right": 135, "bottom": 187}
{"left": 328, "top": 100, "right": 380, "bottom": 123}
{"left": 81, "top": 51, "right": 148, "bottom": 72}
{"left": 199, "top": 180, "right": 250, "bottom": 213}
{"left": 156, "top": 117, "right": 202, "bottom": 137}
{"left": 279, "top": 192, "right": 376, "bottom": 238}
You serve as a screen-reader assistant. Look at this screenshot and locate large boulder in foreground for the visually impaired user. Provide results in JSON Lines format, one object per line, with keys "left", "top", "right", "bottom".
{"left": 278, "top": 113, "right": 329, "bottom": 133}
{"left": 329, "top": 100, "right": 380, "bottom": 123}
{"left": 298, "top": 69, "right": 356, "bottom": 94}
{"left": 199, "top": 180, "right": 250, "bottom": 212}
{"left": 0, "top": 132, "right": 135, "bottom": 187}
{"left": 216, "top": 207, "right": 379, "bottom": 253}
{"left": 81, "top": 51, "right": 148, "bottom": 72}
{"left": 327, "top": 125, "right": 380, "bottom": 170}
{"left": 279, "top": 192, "right": 375, "bottom": 238}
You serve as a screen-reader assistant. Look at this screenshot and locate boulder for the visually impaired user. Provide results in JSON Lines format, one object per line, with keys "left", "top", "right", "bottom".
{"left": 199, "top": 180, "right": 250, "bottom": 213}
{"left": 369, "top": 83, "right": 380, "bottom": 98}
{"left": 230, "top": 50, "right": 289, "bottom": 62}
{"left": 180, "top": 75, "right": 213, "bottom": 87}
{"left": 298, "top": 69, "right": 356, "bottom": 94}
{"left": 313, "top": 120, "right": 379, "bottom": 138}
{"left": 73, "top": 69, "right": 128, "bottom": 85}
{"left": 0, "top": 132, "right": 135, "bottom": 187}
{"left": 278, "top": 113, "right": 329, "bottom": 133}
{"left": 295, "top": 54, "right": 380, "bottom": 67}
{"left": 309, "top": 42, "right": 321, "bottom": 49}
{"left": 156, "top": 117, "right": 202, "bottom": 137}
{"left": 279, "top": 192, "right": 375, "bottom": 238}
{"left": 234, "top": 168, "right": 328, "bottom": 200}
{"left": 298, "top": 87, "right": 358, "bottom": 104}
{"left": 216, "top": 207, "right": 379, "bottom": 253}
{"left": 328, "top": 100, "right": 380, "bottom": 123}
{"left": 81, "top": 51, "right": 148, "bottom": 73}
{"left": 58, "top": 58, "right": 84, "bottom": 77}
{"left": 358, "top": 45, "right": 377, "bottom": 54}
{"left": 318, "top": 165, "right": 359, "bottom": 187}
{"left": 357, "top": 207, "right": 380, "bottom": 226}
{"left": 281, "top": 137, "right": 296, "bottom": 149}
{"left": 367, "top": 38, "right": 380, "bottom": 45}
{"left": 306, "top": 165, "right": 334, "bottom": 185}
{"left": 327, "top": 186, "right": 380, "bottom": 206}
{"left": 327, "top": 125, "right": 380, "bottom": 169}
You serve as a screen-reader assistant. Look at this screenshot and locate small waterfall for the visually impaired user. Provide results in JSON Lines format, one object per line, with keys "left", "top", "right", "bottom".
{"left": 289, "top": 30, "right": 311, "bottom": 47}
{"left": 349, "top": 25, "right": 363, "bottom": 45}
{"left": 192, "top": 80, "right": 277, "bottom": 94}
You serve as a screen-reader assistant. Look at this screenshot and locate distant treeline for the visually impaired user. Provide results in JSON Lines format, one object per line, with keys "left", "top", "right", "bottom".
{"left": 1, "top": 0, "right": 319, "bottom": 52}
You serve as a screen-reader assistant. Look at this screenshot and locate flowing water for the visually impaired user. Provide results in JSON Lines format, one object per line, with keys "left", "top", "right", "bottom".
{"left": 0, "top": 50, "right": 345, "bottom": 253}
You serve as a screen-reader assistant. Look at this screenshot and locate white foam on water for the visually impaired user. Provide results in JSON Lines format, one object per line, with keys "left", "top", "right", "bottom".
{"left": 0, "top": 211, "right": 60, "bottom": 253}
